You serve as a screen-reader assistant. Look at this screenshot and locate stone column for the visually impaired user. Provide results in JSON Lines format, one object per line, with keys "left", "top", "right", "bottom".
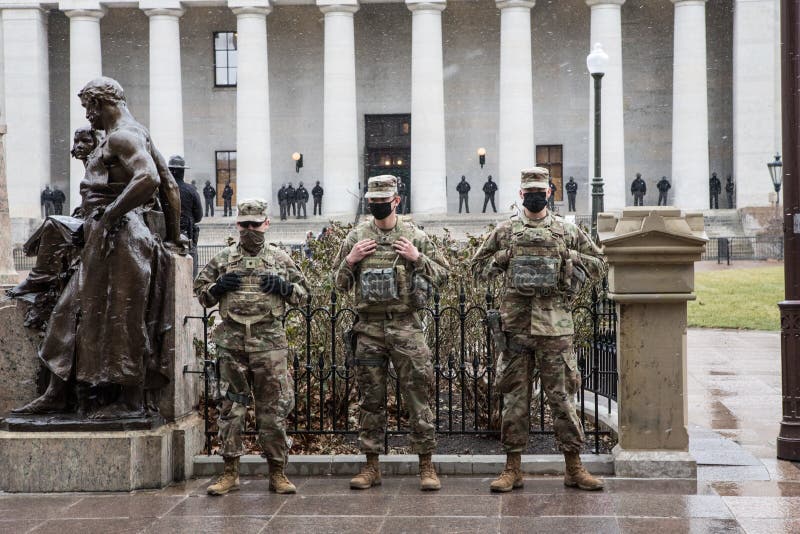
{"left": 318, "top": 0, "right": 359, "bottom": 217}
{"left": 586, "top": 0, "right": 625, "bottom": 212}
{"left": 230, "top": 1, "right": 272, "bottom": 205}
{"left": 64, "top": 5, "right": 104, "bottom": 212}
{"left": 598, "top": 207, "right": 707, "bottom": 477}
{"left": 407, "top": 0, "right": 447, "bottom": 214}
{"left": 733, "top": 0, "right": 781, "bottom": 208}
{"left": 142, "top": 3, "right": 185, "bottom": 159}
{"left": 1, "top": 8, "right": 50, "bottom": 221}
{"left": 671, "top": 0, "right": 710, "bottom": 211}
{"left": 496, "top": 0, "right": 535, "bottom": 213}
{"left": 0, "top": 13, "right": 14, "bottom": 284}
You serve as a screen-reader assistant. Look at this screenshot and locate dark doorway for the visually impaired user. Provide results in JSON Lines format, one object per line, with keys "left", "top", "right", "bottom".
{"left": 365, "top": 114, "right": 411, "bottom": 212}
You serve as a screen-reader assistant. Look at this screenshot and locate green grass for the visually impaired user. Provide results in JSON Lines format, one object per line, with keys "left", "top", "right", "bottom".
{"left": 688, "top": 265, "right": 783, "bottom": 331}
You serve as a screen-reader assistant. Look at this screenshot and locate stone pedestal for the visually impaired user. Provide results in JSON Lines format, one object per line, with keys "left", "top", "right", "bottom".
{"left": 598, "top": 207, "right": 707, "bottom": 478}
{"left": 0, "top": 414, "right": 204, "bottom": 492}
{"left": 0, "top": 252, "right": 205, "bottom": 491}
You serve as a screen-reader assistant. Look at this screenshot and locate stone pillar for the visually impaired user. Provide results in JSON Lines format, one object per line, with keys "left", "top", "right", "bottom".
{"left": 733, "top": 0, "right": 781, "bottom": 208}
{"left": 64, "top": 5, "right": 105, "bottom": 212}
{"left": 143, "top": 3, "right": 185, "bottom": 159}
{"left": 496, "top": 0, "right": 535, "bottom": 213}
{"left": 407, "top": 0, "right": 447, "bottom": 214}
{"left": 1, "top": 8, "right": 50, "bottom": 221}
{"left": 318, "top": 0, "right": 360, "bottom": 217}
{"left": 671, "top": 0, "right": 710, "bottom": 211}
{"left": 230, "top": 1, "right": 272, "bottom": 205}
{"left": 586, "top": 0, "right": 625, "bottom": 212}
{"left": 598, "top": 207, "right": 707, "bottom": 478}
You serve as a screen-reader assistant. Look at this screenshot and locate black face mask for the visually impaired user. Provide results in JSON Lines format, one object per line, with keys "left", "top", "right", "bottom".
{"left": 369, "top": 201, "right": 395, "bottom": 220}
{"left": 522, "top": 192, "right": 548, "bottom": 213}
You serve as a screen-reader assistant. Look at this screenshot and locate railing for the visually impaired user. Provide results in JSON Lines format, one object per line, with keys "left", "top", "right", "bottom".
{"left": 187, "top": 284, "right": 618, "bottom": 456}
{"left": 701, "top": 236, "right": 784, "bottom": 262}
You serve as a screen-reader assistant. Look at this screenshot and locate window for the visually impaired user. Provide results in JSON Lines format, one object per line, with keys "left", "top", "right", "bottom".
{"left": 215, "top": 150, "right": 237, "bottom": 204}
{"left": 536, "top": 145, "right": 563, "bottom": 202}
{"left": 214, "top": 31, "right": 237, "bottom": 87}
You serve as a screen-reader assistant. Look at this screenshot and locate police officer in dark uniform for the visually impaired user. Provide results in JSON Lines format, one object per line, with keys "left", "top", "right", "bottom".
{"left": 296, "top": 181, "right": 309, "bottom": 219}
{"left": 168, "top": 155, "right": 203, "bottom": 274}
{"left": 565, "top": 176, "right": 578, "bottom": 212}
{"left": 548, "top": 179, "right": 557, "bottom": 211}
{"left": 203, "top": 181, "right": 216, "bottom": 217}
{"left": 51, "top": 187, "right": 66, "bottom": 215}
{"left": 631, "top": 173, "right": 646, "bottom": 206}
{"left": 656, "top": 176, "right": 671, "bottom": 206}
{"left": 312, "top": 180, "right": 324, "bottom": 216}
{"left": 277, "top": 183, "right": 287, "bottom": 220}
{"left": 41, "top": 186, "right": 54, "bottom": 217}
{"left": 709, "top": 172, "right": 721, "bottom": 209}
{"left": 456, "top": 175, "right": 471, "bottom": 213}
{"left": 726, "top": 175, "right": 735, "bottom": 208}
{"left": 286, "top": 182, "right": 297, "bottom": 217}
{"left": 223, "top": 181, "right": 234, "bottom": 217}
{"left": 482, "top": 175, "right": 497, "bottom": 213}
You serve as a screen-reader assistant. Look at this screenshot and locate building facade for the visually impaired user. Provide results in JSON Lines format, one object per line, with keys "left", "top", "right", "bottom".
{"left": 0, "top": 0, "right": 782, "bottom": 223}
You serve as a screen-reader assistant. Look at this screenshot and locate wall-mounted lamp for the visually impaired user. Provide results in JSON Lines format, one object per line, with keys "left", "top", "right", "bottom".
{"left": 292, "top": 152, "right": 303, "bottom": 173}
{"left": 477, "top": 147, "right": 486, "bottom": 168}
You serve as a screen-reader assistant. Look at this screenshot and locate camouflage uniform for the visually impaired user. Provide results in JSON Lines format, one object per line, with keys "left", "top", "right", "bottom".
{"left": 194, "top": 202, "right": 308, "bottom": 465}
{"left": 333, "top": 178, "right": 449, "bottom": 455}
{"left": 471, "top": 172, "right": 606, "bottom": 455}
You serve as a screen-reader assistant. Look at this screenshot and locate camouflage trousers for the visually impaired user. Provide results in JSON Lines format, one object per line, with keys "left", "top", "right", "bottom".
{"left": 216, "top": 347, "right": 294, "bottom": 465}
{"left": 354, "top": 313, "right": 436, "bottom": 454}
{"left": 497, "top": 334, "right": 584, "bottom": 454}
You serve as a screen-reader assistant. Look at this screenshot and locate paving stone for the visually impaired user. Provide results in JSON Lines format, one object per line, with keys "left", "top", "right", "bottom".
{"left": 612, "top": 494, "right": 734, "bottom": 519}
{"left": 499, "top": 516, "right": 620, "bottom": 534}
{"left": 722, "top": 496, "right": 800, "bottom": 519}
{"left": 387, "top": 495, "right": 501, "bottom": 517}
{"left": 278, "top": 494, "right": 392, "bottom": 516}
{"left": 29, "top": 517, "right": 156, "bottom": 534}
{"left": 0, "top": 495, "right": 83, "bottom": 520}
{"left": 59, "top": 495, "right": 185, "bottom": 519}
{"left": 383, "top": 516, "right": 500, "bottom": 533}
{"left": 269, "top": 515, "right": 381, "bottom": 534}
{"left": 616, "top": 518, "right": 743, "bottom": 534}
{"left": 712, "top": 481, "right": 800, "bottom": 497}
{"left": 735, "top": 518, "right": 800, "bottom": 534}
{"left": 166, "top": 494, "right": 284, "bottom": 517}
{"left": 144, "top": 516, "right": 269, "bottom": 534}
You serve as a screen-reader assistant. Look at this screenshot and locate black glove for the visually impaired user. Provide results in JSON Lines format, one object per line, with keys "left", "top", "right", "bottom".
{"left": 260, "top": 274, "right": 293, "bottom": 297}
{"left": 209, "top": 272, "right": 242, "bottom": 298}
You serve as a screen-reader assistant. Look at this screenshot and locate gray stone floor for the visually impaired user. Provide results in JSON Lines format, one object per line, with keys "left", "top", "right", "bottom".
{"left": 1, "top": 328, "right": 797, "bottom": 534}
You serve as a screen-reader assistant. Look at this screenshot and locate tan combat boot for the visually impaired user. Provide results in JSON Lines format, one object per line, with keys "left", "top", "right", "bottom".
{"left": 268, "top": 460, "right": 297, "bottom": 494}
{"left": 419, "top": 453, "right": 441, "bottom": 491}
{"left": 563, "top": 452, "right": 604, "bottom": 491}
{"left": 350, "top": 453, "right": 381, "bottom": 490}
{"left": 207, "top": 457, "right": 240, "bottom": 496}
{"left": 490, "top": 452, "right": 523, "bottom": 493}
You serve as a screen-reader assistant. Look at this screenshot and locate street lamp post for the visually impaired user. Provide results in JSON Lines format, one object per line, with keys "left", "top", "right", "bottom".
{"left": 587, "top": 43, "right": 609, "bottom": 238}
{"left": 768, "top": 153, "right": 783, "bottom": 215}
{"left": 778, "top": 0, "right": 800, "bottom": 461}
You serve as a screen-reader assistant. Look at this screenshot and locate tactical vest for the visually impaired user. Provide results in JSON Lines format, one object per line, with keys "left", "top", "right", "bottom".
{"left": 218, "top": 245, "right": 286, "bottom": 337}
{"left": 354, "top": 218, "right": 418, "bottom": 313}
{"left": 507, "top": 217, "right": 568, "bottom": 298}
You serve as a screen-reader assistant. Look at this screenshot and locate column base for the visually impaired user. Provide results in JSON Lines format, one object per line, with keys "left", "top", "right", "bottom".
{"left": 778, "top": 422, "right": 800, "bottom": 461}
{"left": 612, "top": 444, "right": 697, "bottom": 479}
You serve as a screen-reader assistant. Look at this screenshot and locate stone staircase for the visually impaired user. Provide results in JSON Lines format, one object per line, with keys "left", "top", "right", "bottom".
{"left": 197, "top": 208, "right": 749, "bottom": 246}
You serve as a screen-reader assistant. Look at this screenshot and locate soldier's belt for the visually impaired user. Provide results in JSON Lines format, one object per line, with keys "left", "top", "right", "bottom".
{"left": 356, "top": 357, "right": 385, "bottom": 367}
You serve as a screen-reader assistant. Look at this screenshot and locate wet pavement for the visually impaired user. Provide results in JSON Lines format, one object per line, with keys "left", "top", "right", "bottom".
{"left": 1, "top": 328, "right": 797, "bottom": 533}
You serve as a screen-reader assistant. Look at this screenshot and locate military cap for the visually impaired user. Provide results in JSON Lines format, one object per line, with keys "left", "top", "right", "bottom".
{"left": 236, "top": 198, "right": 269, "bottom": 223}
{"left": 167, "top": 155, "right": 189, "bottom": 169}
{"left": 520, "top": 167, "right": 550, "bottom": 189}
{"left": 365, "top": 175, "right": 398, "bottom": 199}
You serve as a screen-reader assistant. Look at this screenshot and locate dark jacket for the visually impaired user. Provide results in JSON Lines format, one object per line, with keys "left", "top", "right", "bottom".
{"left": 312, "top": 184, "right": 324, "bottom": 199}
{"left": 456, "top": 180, "right": 471, "bottom": 195}
{"left": 203, "top": 184, "right": 216, "bottom": 200}
{"left": 178, "top": 180, "right": 204, "bottom": 240}
{"left": 222, "top": 185, "right": 234, "bottom": 200}
{"left": 483, "top": 180, "right": 497, "bottom": 194}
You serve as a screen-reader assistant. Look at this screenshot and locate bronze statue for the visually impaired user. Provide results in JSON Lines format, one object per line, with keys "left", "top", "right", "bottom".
{"left": 12, "top": 77, "right": 185, "bottom": 420}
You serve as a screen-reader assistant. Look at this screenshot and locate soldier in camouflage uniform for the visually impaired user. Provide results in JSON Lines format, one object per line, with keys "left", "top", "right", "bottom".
{"left": 471, "top": 167, "right": 607, "bottom": 492}
{"left": 333, "top": 175, "right": 449, "bottom": 491}
{"left": 194, "top": 198, "right": 309, "bottom": 496}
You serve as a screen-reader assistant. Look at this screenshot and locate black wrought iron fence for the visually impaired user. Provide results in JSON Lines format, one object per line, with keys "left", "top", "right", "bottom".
{"left": 187, "top": 284, "right": 618, "bottom": 456}
{"left": 701, "top": 236, "right": 784, "bottom": 262}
